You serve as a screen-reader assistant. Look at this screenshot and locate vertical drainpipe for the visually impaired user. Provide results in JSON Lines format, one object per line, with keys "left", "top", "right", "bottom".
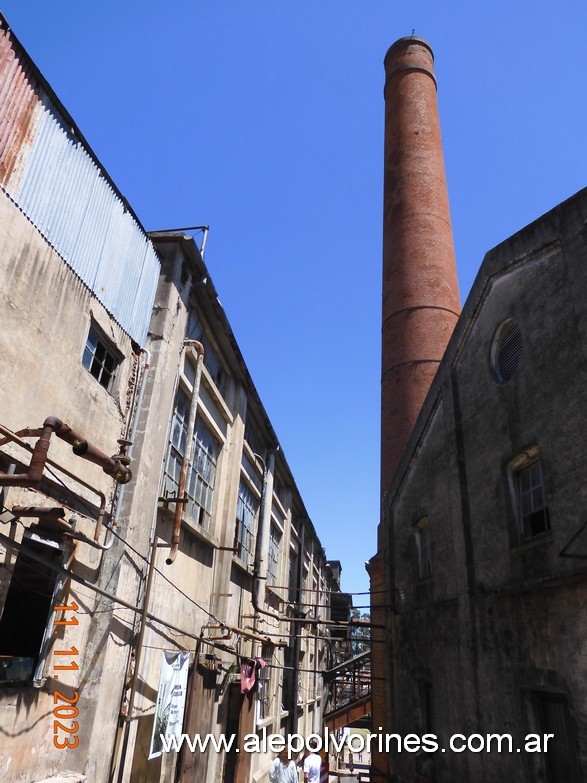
{"left": 167, "top": 340, "right": 204, "bottom": 565}
{"left": 254, "top": 450, "right": 275, "bottom": 611}
{"left": 290, "top": 519, "right": 305, "bottom": 735}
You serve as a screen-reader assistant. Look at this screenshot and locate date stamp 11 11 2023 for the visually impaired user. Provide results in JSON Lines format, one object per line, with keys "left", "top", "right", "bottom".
{"left": 51, "top": 600, "right": 80, "bottom": 750}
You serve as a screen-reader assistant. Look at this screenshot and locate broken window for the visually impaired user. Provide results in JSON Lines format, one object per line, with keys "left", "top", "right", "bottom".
{"left": 0, "top": 531, "right": 64, "bottom": 683}
{"left": 234, "top": 479, "right": 259, "bottom": 568}
{"left": 82, "top": 327, "right": 119, "bottom": 390}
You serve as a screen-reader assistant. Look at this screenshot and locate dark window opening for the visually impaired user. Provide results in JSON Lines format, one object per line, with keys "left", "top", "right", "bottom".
{"left": 288, "top": 550, "right": 299, "bottom": 605}
{"left": 536, "top": 693, "right": 580, "bottom": 782}
{"left": 0, "top": 537, "right": 62, "bottom": 678}
{"left": 282, "top": 646, "right": 295, "bottom": 713}
{"left": 82, "top": 328, "right": 119, "bottom": 390}
{"left": 418, "top": 680, "right": 434, "bottom": 733}
{"left": 414, "top": 518, "right": 432, "bottom": 580}
{"left": 516, "top": 460, "right": 550, "bottom": 541}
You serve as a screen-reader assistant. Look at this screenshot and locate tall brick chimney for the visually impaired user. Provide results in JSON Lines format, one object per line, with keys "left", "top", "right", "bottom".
{"left": 381, "top": 36, "right": 460, "bottom": 494}
{"left": 369, "top": 38, "right": 460, "bottom": 783}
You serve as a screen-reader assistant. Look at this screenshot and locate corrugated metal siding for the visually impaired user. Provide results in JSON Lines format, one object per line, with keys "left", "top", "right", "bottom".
{"left": 0, "top": 26, "right": 159, "bottom": 345}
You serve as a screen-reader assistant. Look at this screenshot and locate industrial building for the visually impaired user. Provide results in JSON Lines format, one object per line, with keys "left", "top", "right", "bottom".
{"left": 0, "top": 15, "right": 341, "bottom": 783}
{"left": 371, "top": 36, "right": 587, "bottom": 782}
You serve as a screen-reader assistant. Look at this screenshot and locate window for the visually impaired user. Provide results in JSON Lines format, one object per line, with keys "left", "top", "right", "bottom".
{"left": 0, "top": 532, "right": 64, "bottom": 684}
{"left": 267, "top": 524, "right": 281, "bottom": 586}
{"left": 257, "top": 644, "right": 273, "bottom": 721}
{"left": 418, "top": 680, "right": 434, "bottom": 733}
{"left": 82, "top": 328, "right": 119, "bottom": 390}
{"left": 243, "top": 418, "right": 265, "bottom": 461}
{"left": 162, "top": 387, "right": 220, "bottom": 531}
{"left": 234, "top": 479, "right": 259, "bottom": 567}
{"left": 186, "top": 310, "right": 228, "bottom": 394}
{"left": 414, "top": 517, "right": 432, "bottom": 580}
{"left": 535, "top": 693, "right": 580, "bottom": 782}
{"left": 514, "top": 458, "right": 550, "bottom": 542}
{"left": 273, "top": 478, "right": 288, "bottom": 508}
{"left": 282, "top": 645, "right": 295, "bottom": 712}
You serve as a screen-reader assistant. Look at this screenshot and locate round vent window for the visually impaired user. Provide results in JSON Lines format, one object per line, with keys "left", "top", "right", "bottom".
{"left": 492, "top": 319, "right": 522, "bottom": 383}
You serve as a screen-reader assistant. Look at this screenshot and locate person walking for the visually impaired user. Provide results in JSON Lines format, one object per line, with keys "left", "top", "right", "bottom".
{"left": 303, "top": 740, "right": 322, "bottom": 783}
{"left": 269, "top": 748, "right": 298, "bottom": 783}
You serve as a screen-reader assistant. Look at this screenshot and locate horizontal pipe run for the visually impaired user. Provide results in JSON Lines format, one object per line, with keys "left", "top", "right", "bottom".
{"left": 0, "top": 422, "right": 111, "bottom": 546}
{"left": 45, "top": 416, "right": 132, "bottom": 484}
{"left": 205, "top": 623, "right": 287, "bottom": 647}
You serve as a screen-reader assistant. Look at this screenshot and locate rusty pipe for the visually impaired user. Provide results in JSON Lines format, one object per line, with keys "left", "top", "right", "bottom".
{"left": 44, "top": 416, "right": 132, "bottom": 484}
{"left": 167, "top": 341, "right": 204, "bottom": 565}
{"left": 27, "top": 422, "right": 53, "bottom": 484}
{"left": 0, "top": 422, "right": 54, "bottom": 487}
{"left": 0, "top": 423, "right": 108, "bottom": 545}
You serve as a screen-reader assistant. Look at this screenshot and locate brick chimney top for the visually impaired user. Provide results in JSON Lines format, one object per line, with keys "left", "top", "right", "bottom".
{"left": 380, "top": 36, "right": 460, "bottom": 496}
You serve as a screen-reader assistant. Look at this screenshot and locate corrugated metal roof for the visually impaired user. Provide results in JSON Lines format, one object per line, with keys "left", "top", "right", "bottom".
{"left": 0, "top": 23, "right": 159, "bottom": 345}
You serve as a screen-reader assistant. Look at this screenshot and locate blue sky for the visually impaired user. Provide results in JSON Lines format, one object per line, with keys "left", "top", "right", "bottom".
{"left": 4, "top": 1, "right": 587, "bottom": 596}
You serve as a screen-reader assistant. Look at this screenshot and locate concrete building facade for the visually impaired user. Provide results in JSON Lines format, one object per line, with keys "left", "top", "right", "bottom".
{"left": 372, "top": 35, "right": 587, "bottom": 783}
{"left": 0, "top": 16, "right": 338, "bottom": 783}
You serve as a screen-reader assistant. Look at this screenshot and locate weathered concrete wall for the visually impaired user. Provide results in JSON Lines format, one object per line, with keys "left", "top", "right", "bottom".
{"left": 0, "top": 189, "right": 143, "bottom": 782}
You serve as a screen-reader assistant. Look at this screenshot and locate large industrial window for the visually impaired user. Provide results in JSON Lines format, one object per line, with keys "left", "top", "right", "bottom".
{"left": 162, "top": 387, "right": 220, "bottom": 531}
{"left": 414, "top": 517, "right": 432, "bottom": 580}
{"left": 82, "top": 327, "right": 119, "bottom": 390}
{"left": 267, "top": 524, "right": 281, "bottom": 586}
{"left": 0, "top": 533, "right": 64, "bottom": 683}
{"left": 234, "top": 479, "right": 259, "bottom": 568}
{"left": 515, "top": 459, "right": 550, "bottom": 542}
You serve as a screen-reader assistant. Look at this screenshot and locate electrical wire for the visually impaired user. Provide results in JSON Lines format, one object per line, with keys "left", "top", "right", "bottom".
{"left": 2, "top": 467, "right": 377, "bottom": 694}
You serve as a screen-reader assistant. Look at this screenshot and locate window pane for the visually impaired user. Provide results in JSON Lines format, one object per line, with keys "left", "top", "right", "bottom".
{"left": 519, "top": 466, "right": 532, "bottom": 492}
{"left": 82, "top": 345, "right": 94, "bottom": 370}
{"left": 515, "top": 459, "right": 549, "bottom": 542}
{"left": 82, "top": 329, "right": 118, "bottom": 390}
{"left": 235, "top": 479, "right": 259, "bottom": 565}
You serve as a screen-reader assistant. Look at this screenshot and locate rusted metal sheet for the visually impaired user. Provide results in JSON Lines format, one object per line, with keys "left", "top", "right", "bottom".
{"left": 0, "top": 23, "right": 159, "bottom": 344}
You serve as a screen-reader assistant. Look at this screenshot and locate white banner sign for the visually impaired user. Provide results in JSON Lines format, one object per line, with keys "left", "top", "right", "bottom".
{"left": 149, "top": 651, "right": 190, "bottom": 759}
